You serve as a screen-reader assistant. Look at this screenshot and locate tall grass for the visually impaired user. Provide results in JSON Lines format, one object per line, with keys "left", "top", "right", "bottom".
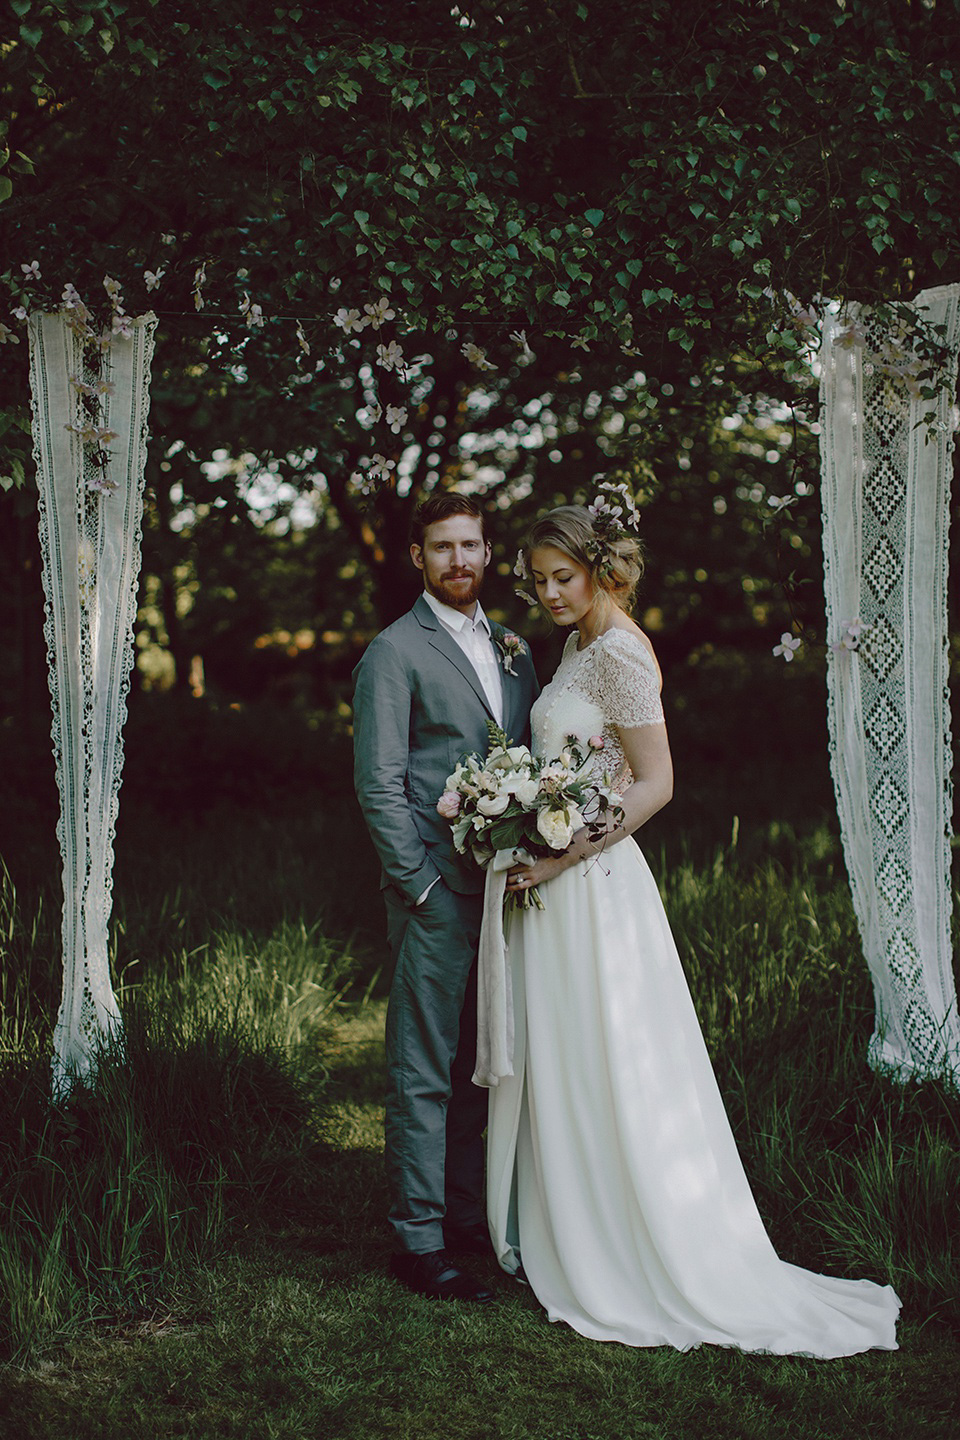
{"left": 0, "top": 861, "right": 355, "bottom": 1367}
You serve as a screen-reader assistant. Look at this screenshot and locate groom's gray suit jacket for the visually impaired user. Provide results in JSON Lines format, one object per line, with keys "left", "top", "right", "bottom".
{"left": 353, "top": 594, "right": 539, "bottom": 905}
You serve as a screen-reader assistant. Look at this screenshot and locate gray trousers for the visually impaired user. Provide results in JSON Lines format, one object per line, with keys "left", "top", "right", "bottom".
{"left": 383, "top": 879, "right": 488, "bottom": 1255}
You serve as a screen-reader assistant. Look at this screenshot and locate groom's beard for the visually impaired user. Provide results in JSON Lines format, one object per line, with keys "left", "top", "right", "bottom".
{"left": 428, "top": 572, "right": 484, "bottom": 608}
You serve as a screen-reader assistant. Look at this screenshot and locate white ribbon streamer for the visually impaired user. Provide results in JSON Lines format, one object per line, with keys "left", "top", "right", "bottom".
{"left": 473, "top": 847, "right": 532, "bottom": 1088}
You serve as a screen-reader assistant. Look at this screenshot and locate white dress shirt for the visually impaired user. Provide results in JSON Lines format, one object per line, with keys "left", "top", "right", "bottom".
{"left": 422, "top": 590, "right": 503, "bottom": 726}
{"left": 417, "top": 590, "right": 504, "bottom": 904}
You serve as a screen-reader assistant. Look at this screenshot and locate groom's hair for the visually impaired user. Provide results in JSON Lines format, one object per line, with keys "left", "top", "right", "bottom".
{"left": 409, "top": 492, "right": 488, "bottom": 548}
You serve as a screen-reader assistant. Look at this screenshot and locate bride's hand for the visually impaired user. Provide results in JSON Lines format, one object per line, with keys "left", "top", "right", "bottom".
{"left": 506, "top": 854, "right": 568, "bottom": 893}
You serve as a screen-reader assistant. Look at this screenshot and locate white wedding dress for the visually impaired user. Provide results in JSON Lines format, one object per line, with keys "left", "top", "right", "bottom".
{"left": 486, "top": 628, "right": 900, "bottom": 1356}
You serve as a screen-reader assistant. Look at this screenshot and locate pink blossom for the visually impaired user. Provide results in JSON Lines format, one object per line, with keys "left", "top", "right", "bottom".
{"left": 436, "top": 791, "right": 462, "bottom": 820}
{"left": 588, "top": 735, "right": 605, "bottom": 750}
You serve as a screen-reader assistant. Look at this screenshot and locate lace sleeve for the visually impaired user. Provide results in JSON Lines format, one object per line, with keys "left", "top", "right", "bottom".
{"left": 595, "top": 629, "right": 665, "bottom": 729}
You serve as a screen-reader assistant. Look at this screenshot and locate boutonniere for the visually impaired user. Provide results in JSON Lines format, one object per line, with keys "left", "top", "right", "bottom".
{"left": 494, "top": 631, "right": 524, "bottom": 675}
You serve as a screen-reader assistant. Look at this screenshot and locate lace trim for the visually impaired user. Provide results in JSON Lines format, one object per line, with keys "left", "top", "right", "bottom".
{"left": 533, "top": 628, "right": 664, "bottom": 793}
{"left": 820, "top": 284, "right": 960, "bottom": 1081}
{"left": 29, "top": 311, "right": 158, "bottom": 1097}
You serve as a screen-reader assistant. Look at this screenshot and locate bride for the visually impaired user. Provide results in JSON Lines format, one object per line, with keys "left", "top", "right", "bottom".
{"left": 486, "top": 495, "right": 900, "bottom": 1357}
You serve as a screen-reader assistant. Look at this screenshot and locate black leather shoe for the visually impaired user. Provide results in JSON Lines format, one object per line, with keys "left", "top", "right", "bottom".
{"left": 389, "top": 1250, "right": 495, "bottom": 1303}
{"left": 443, "top": 1221, "right": 494, "bottom": 1257}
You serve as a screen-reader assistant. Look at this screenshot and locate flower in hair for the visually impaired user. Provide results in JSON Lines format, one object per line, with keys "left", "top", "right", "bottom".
{"left": 585, "top": 478, "right": 641, "bottom": 581}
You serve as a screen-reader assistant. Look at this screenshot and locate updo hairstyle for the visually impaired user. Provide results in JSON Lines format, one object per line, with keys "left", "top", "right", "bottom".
{"left": 522, "top": 505, "right": 644, "bottom": 616}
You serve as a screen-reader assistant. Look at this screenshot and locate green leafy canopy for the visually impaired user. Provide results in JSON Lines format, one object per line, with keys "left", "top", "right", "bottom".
{"left": 2, "top": 0, "right": 959, "bottom": 378}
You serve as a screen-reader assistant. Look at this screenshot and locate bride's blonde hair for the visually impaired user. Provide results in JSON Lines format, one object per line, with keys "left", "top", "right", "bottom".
{"left": 521, "top": 505, "right": 644, "bottom": 616}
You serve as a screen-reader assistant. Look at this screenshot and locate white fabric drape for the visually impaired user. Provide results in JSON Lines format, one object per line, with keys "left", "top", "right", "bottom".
{"left": 28, "top": 310, "right": 157, "bottom": 1097}
{"left": 819, "top": 284, "right": 960, "bottom": 1082}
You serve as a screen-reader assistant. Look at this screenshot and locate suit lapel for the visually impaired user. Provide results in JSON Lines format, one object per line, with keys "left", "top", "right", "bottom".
{"left": 414, "top": 594, "right": 497, "bottom": 721}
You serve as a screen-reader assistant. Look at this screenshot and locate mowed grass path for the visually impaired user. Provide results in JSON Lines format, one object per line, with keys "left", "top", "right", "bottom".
{"left": 1, "top": 999, "right": 958, "bottom": 1440}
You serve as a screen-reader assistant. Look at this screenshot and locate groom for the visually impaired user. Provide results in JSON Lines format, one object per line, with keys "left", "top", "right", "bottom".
{"left": 353, "top": 492, "right": 538, "bottom": 1303}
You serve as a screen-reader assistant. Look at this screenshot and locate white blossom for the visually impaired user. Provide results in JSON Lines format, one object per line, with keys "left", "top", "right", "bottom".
{"left": 20, "top": 260, "right": 41, "bottom": 282}
{"left": 144, "top": 268, "right": 165, "bottom": 292}
{"left": 461, "top": 341, "right": 497, "bottom": 371}
{"left": 767, "top": 494, "right": 798, "bottom": 513}
{"left": 66, "top": 422, "right": 118, "bottom": 447}
{"left": 830, "top": 618, "right": 869, "bottom": 653}
{"left": 86, "top": 473, "right": 119, "bottom": 497}
{"left": 61, "top": 283, "right": 85, "bottom": 311}
{"left": 386, "top": 404, "right": 408, "bottom": 434}
{"left": 192, "top": 263, "right": 207, "bottom": 311}
{"left": 376, "top": 340, "right": 405, "bottom": 372}
{"left": 333, "top": 307, "right": 365, "bottom": 334}
{"left": 364, "top": 295, "right": 395, "bottom": 329}
{"left": 240, "top": 294, "right": 265, "bottom": 329}
{"left": 772, "top": 633, "right": 801, "bottom": 662}
{"left": 510, "top": 329, "right": 534, "bottom": 360}
{"left": 369, "top": 453, "right": 396, "bottom": 480}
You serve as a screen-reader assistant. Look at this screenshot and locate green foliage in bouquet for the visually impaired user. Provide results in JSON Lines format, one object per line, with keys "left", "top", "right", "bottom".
{"left": 437, "top": 720, "right": 623, "bottom": 878}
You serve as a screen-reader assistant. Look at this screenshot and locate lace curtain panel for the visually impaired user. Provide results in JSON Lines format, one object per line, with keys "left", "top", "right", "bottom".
{"left": 28, "top": 310, "right": 157, "bottom": 1097}
{"left": 819, "top": 283, "right": 960, "bottom": 1082}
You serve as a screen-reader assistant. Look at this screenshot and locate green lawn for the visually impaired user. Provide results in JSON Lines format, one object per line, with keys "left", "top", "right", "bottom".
{"left": 0, "top": 698, "right": 958, "bottom": 1438}
{"left": 1, "top": 997, "right": 958, "bottom": 1440}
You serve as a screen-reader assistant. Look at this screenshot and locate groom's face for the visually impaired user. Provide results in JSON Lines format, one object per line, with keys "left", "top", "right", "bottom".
{"left": 411, "top": 515, "right": 491, "bottom": 612}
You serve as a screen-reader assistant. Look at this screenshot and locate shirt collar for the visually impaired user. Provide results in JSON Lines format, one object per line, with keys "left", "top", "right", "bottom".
{"left": 423, "top": 589, "right": 492, "bottom": 637}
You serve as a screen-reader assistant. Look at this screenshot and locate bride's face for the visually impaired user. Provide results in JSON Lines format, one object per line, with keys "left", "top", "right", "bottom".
{"left": 529, "top": 545, "right": 596, "bottom": 627}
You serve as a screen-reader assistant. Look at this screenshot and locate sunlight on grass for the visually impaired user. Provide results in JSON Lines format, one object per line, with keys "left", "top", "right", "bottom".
{"left": 0, "top": 820, "right": 958, "bottom": 1437}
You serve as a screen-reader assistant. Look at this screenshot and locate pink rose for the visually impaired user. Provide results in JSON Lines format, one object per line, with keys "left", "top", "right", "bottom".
{"left": 437, "top": 791, "right": 462, "bottom": 819}
{"left": 588, "top": 735, "right": 605, "bottom": 750}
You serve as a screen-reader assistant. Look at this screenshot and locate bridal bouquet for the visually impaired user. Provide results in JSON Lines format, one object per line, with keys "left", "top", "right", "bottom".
{"left": 436, "top": 723, "right": 622, "bottom": 910}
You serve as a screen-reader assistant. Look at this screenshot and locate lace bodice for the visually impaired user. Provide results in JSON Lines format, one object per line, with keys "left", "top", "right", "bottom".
{"left": 531, "top": 628, "right": 665, "bottom": 793}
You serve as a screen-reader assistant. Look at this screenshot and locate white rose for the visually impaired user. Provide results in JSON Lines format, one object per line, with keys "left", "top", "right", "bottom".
{"left": 477, "top": 793, "right": 510, "bottom": 817}
{"left": 514, "top": 778, "right": 541, "bottom": 807}
{"left": 500, "top": 770, "right": 534, "bottom": 796}
{"left": 506, "top": 745, "right": 531, "bottom": 766}
{"left": 536, "top": 806, "right": 574, "bottom": 850}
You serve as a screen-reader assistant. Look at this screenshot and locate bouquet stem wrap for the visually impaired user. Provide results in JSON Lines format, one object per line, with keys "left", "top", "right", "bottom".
{"left": 473, "top": 847, "right": 531, "bottom": 1088}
